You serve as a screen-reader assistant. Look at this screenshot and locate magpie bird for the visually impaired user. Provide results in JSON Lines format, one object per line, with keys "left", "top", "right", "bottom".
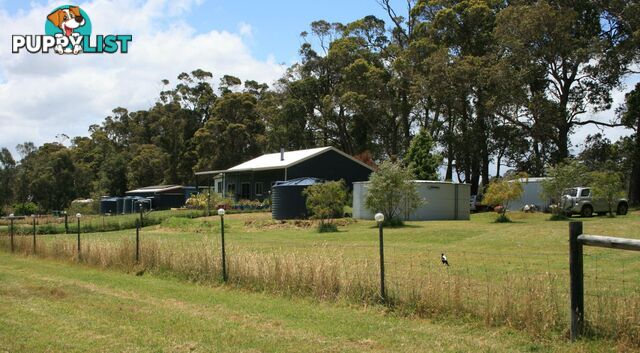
{"left": 441, "top": 253, "right": 449, "bottom": 266}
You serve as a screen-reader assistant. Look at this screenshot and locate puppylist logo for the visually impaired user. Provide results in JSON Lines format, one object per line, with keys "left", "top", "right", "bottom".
{"left": 12, "top": 5, "right": 132, "bottom": 55}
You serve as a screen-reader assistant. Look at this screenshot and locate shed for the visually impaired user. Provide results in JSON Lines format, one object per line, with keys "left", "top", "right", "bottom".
{"left": 271, "top": 177, "right": 323, "bottom": 220}
{"left": 506, "top": 177, "right": 553, "bottom": 211}
{"left": 125, "top": 185, "right": 196, "bottom": 210}
{"left": 353, "top": 181, "right": 471, "bottom": 221}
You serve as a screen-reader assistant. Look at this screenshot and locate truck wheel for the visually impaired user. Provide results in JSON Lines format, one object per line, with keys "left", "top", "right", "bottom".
{"left": 581, "top": 205, "right": 593, "bottom": 218}
{"left": 617, "top": 203, "right": 629, "bottom": 216}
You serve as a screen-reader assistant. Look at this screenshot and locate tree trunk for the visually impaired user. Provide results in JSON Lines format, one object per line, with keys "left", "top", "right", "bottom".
{"left": 555, "top": 122, "right": 570, "bottom": 164}
{"left": 629, "top": 121, "right": 640, "bottom": 205}
{"left": 445, "top": 150, "right": 453, "bottom": 181}
{"left": 470, "top": 155, "right": 481, "bottom": 196}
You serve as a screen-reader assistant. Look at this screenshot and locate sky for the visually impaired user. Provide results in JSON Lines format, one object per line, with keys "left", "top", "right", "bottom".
{"left": 0, "top": 0, "right": 637, "bottom": 161}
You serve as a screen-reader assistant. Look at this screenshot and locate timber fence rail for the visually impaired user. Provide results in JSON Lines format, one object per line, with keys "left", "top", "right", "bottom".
{"left": 569, "top": 221, "right": 640, "bottom": 342}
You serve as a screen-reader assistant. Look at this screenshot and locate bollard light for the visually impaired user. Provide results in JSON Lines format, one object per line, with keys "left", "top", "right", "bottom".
{"left": 218, "top": 207, "right": 227, "bottom": 282}
{"left": 76, "top": 213, "right": 82, "bottom": 260}
{"left": 8, "top": 213, "right": 15, "bottom": 253}
{"left": 374, "top": 212, "right": 386, "bottom": 302}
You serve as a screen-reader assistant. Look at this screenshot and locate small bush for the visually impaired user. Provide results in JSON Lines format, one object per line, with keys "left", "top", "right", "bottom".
{"left": 365, "top": 161, "right": 423, "bottom": 225}
{"left": 548, "top": 213, "right": 569, "bottom": 221}
{"left": 317, "top": 223, "right": 338, "bottom": 233}
{"left": 12, "top": 202, "right": 38, "bottom": 216}
{"left": 495, "top": 214, "right": 512, "bottom": 223}
{"left": 383, "top": 217, "right": 404, "bottom": 227}
{"left": 303, "top": 180, "right": 347, "bottom": 232}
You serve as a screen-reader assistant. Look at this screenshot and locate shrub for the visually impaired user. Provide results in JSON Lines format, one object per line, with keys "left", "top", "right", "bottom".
{"left": 12, "top": 202, "right": 38, "bottom": 216}
{"left": 495, "top": 214, "right": 512, "bottom": 223}
{"left": 317, "top": 223, "right": 338, "bottom": 233}
{"left": 541, "top": 160, "right": 590, "bottom": 215}
{"left": 404, "top": 128, "right": 441, "bottom": 180}
{"left": 483, "top": 174, "right": 525, "bottom": 222}
{"left": 590, "top": 171, "right": 625, "bottom": 217}
{"left": 303, "top": 180, "right": 347, "bottom": 232}
{"left": 365, "top": 161, "right": 422, "bottom": 226}
{"left": 185, "top": 191, "right": 222, "bottom": 210}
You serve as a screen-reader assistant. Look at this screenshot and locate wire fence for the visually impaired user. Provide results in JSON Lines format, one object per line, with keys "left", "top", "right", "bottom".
{"left": 0, "top": 209, "right": 205, "bottom": 235}
{"left": 0, "top": 220, "right": 638, "bottom": 345}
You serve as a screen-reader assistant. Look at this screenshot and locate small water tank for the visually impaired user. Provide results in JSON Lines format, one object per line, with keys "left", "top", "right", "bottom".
{"left": 100, "top": 197, "right": 118, "bottom": 214}
{"left": 271, "top": 177, "right": 323, "bottom": 220}
{"left": 115, "top": 197, "right": 125, "bottom": 214}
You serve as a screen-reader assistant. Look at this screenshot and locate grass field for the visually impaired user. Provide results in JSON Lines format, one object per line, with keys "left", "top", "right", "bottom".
{"left": 2, "top": 211, "right": 640, "bottom": 348}
{"left": 0, "top": 253, "right": 629, "bottom": 353}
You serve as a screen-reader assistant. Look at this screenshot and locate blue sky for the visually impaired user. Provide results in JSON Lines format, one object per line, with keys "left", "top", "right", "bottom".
{"left": 0, "top": 0, "right": 406, "bottom": 154}
{"left": 1, "top": 0, "right": 398, "bottom": 64}
{"left": 0, "top": 0, "right": 636, "bottom": 161}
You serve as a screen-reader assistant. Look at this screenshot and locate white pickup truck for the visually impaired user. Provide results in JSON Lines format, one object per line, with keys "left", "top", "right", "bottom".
{"left": 560, "top": 187, "right": 628, "bottom": 217}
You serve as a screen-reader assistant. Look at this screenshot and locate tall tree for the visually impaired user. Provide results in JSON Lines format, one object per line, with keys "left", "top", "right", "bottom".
{"left": 404, "top": 128, "right": 441, "bottom": 180}
{"left": 495, "top": 1, "right": 626, "bottom": 163}
{"left": 0, "top": 148, "right": 16, "bottom": 209}
{"left": 620, "top": 82, "right": 640, "bottom": 204}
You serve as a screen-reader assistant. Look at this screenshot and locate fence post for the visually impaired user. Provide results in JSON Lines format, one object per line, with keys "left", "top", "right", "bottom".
{"left": 32, "top": 215, "right": 36, "bottom": 254}
{"left": 569, "top": 221, "right": 584, "bottom": 341}
{"left": 9, "top": 216, "right": 14, "bottom": 253}
{"left": 139, "top": 203, "right": 144, "bottom": 228}
{"left": 135, "top": 219, "right": 140, "bottom": 263}
{"left": 64, "top": 212, "right": 68, "bottom": 234}
{"left": 218, "top": 208, "right": 227, "bottom": 282}
{"left": 207, "top": 177, "right": 212, "bottom": 217}
{"left": 374, "top": 213, "right": 386, "bottom": 302}
{"left": 76, "top": 214, "right": 82, "bottom": 261}
{"left": 378, "top": 221, "right": 386, "bottom": 302}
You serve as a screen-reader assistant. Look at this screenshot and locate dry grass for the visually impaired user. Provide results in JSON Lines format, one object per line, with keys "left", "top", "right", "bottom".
{"left": 2, "top": 221, "right": 639, "bottom": 347}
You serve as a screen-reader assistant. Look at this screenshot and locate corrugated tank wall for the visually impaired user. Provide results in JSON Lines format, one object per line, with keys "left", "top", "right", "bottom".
{"left": 352, "top": 181, "right": 470, "bottom": 221}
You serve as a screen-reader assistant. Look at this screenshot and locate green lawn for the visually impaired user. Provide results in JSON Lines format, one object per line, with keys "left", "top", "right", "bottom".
{"left": 2, "top": 211, "right": 640, "bottom": 346}
{"left": 0, "top": 253, "right": 624, "bottom": 353}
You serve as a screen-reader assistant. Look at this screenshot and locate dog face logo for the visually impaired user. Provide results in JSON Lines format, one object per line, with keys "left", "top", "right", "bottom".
{"left": 44, "top": 5, "right": 92, "bottom": 54}
{"left": 47, "top": 6, "right": 86, "bottom": 37}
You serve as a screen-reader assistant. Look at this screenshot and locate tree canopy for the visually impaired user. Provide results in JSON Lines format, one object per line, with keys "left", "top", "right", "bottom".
{"left": 1, "top": 0, "right": 639, "bottom": 213}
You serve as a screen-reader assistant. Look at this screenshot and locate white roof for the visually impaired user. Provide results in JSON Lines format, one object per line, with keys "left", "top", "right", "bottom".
{"left": 512, "top": 177, "right": 551, "bottom": 183}
{"left": 354, "top": 180, "right": 469, "bottom": 185}
{"left": 126, "top": 185, "right": 183, "bottom": 193}
{"left": 196, "top": 147, "right": 373, "bottom": 175}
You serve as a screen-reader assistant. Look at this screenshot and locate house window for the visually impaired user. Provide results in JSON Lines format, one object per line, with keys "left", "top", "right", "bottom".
{"left": 228, "top": 183, "right": 235, "bottom": 194}
{"left": 217, "top": 181, "right": 223, "bottom": 193}
{"left": 255, "top": 182, "right": 263, "bottom": 196}
{"left": 580, "top": 188, "right": 590, "bottom": 197}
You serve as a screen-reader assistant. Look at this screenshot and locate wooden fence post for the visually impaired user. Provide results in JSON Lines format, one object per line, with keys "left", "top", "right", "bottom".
{"left": 569, "top": 221, "right": 584, "bottom": 341}
{"left": 135, "top": 219, "right": 140, "bottom": 263}
{"left": 378, "top": 221, "right": 386, "bottom": 302}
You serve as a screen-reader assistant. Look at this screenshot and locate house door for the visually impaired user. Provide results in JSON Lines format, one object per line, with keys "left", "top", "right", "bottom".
{"left": 241, "top": 183, "right": 251, "bottom": 199}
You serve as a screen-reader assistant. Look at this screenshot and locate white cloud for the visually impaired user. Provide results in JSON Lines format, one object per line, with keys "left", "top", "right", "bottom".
{"left": 238, "top": 22, "right": 253, "bottom": 38}
{"left": 0, "top": 0, "right": 285, "bottom": 156}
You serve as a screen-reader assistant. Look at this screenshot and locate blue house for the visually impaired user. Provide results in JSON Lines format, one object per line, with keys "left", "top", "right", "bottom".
{"left": 195, "top": 147, "right": 374, "bottom": 201}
